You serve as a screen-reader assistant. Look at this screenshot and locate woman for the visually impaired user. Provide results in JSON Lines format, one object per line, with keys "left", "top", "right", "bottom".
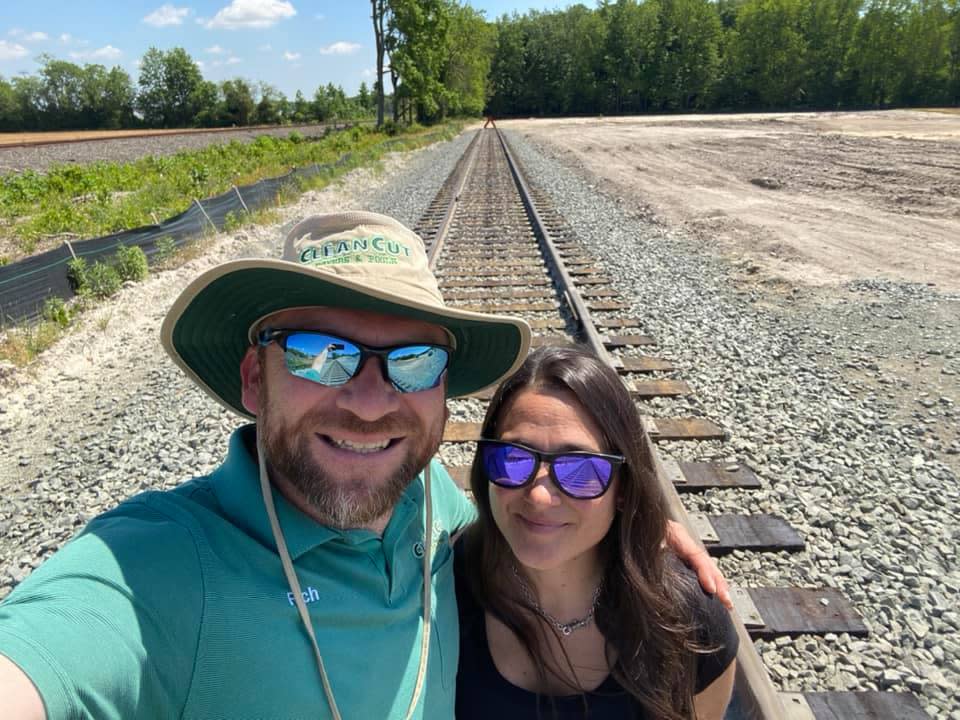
{"left": 455, "top": 345, "right": 738, "bottom": 719}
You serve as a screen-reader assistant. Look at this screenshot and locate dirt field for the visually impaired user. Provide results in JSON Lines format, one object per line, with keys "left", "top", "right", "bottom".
{"left": 502, "top": 109, "right": 960, "bottom": 292}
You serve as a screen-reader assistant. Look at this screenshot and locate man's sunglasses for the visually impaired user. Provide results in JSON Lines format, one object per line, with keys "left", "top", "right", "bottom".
{"left": 478, "top": 439, "right": 624, "bottom": 500}
{"left": 257, "top": 329, "right": 452, "bottom": 393}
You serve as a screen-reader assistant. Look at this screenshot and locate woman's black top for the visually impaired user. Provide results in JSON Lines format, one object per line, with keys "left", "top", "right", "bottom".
{"left": 454, "top": 544, "right": 739, "bottom": 719}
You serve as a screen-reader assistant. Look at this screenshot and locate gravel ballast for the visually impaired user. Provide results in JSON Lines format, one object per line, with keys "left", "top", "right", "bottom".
{"left": 504, "top": 129, "right": 959, "bottom": 719}
{"left": 0, "top": 128, "right": 957, "bottom": 718}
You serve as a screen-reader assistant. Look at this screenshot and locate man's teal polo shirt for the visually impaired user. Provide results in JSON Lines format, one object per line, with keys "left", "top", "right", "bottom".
{"left": 0, "top": 425, "right": 477, "bottom": 719}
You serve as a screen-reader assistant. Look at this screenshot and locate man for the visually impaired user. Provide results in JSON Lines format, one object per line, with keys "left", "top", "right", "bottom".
{"left": 0, "top": 211, "right": 728, "bottom": 718}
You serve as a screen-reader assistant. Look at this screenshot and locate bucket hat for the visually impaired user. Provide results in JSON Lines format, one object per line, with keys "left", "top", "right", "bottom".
{"left": 161, "top": 210, "right": 531, "bottom": 417}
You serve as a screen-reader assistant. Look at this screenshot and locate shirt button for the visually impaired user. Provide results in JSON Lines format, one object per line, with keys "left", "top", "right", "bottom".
{"left": 413, "top": 542, "right": 425, "bottom": 558}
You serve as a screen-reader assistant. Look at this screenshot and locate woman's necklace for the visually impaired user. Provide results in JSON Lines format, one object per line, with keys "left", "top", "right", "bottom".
{"left": 511, "top": 564, "right": 603, "bottom": 636}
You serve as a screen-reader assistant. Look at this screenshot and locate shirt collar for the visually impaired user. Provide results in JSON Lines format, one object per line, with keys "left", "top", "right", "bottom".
{"left": 210, "top": 424, "right": 423, "bottom": 559}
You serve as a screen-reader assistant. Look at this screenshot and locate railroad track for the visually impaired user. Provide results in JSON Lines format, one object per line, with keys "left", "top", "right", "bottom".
{"left": 415, "top": 128, "right": 929, "bottom": 720}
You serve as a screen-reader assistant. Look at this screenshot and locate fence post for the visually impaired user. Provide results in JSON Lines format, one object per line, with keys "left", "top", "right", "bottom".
{"left": 232, "top": 185, "right": 250, "bottom": 214}
{"left": 193, "top": 199, "right": 218, "bottom": 233}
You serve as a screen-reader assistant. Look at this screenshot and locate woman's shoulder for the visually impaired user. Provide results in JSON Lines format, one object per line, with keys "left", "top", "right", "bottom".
{"left": 672, "top": 562, "right": 739, "bottom": 692}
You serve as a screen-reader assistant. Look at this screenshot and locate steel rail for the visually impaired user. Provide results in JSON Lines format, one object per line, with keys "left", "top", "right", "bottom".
{"left": 426, "top": 130, "right": 484, "bottom": 268}
{"left": 492, "top": 129, "right": 615, "bottom": 368}
{"left": 441, "top": 126, "right": 787, "bottom": 720}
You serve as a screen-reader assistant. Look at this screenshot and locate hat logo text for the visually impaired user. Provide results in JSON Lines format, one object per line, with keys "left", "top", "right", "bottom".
{"left": 300, "top": 235, "right": 412, "bottom": 266}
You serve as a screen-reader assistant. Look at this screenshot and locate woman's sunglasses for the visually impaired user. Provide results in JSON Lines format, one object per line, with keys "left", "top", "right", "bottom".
{"left": 257, "top": 329, "right": 452, "bottom": 393}
{"left": 478, "top": 439, "right": 624, "bottom": 500}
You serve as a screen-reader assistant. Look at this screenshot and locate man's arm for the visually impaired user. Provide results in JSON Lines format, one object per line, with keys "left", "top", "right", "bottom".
{"left": 0, "top": 654, "right": 46, "bottom": 720}
{"left": 666, "top": 519, "right": 732, "bottom": 609}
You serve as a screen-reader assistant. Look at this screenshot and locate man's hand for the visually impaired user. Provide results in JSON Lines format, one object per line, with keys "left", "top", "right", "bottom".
{"left": 665, "top": 519, "right": 732, "bottom": 610}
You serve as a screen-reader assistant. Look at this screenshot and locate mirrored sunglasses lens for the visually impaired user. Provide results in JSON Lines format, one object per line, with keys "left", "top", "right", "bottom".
{"left": 482, "top": 443, "right": 535, "bottom": 487}
{"left": 552, "top": 455, "right": 613, "bottom": 498}
{"left": 387, "top": 345, "right": 448, "bottom": 392}
{"left": 284, "top": 333, "right": 361, "bottom": 386}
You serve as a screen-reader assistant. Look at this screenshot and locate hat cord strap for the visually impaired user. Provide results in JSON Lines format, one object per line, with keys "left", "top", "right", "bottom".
{"left": 256, "top": 427, "right": 433, "bottom": 720}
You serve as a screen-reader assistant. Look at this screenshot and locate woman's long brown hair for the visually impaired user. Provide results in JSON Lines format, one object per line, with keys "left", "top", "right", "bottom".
{"left": 465, "top": 345, "right": 701, "bottom": 719}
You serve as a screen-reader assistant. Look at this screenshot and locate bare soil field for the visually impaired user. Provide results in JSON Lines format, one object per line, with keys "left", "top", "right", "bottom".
{"left": 503, "top": 109, "right": 960, "bottom": 292}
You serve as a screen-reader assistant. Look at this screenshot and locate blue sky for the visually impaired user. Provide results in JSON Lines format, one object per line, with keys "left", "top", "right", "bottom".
{"left": 1, "top": 1, "right": 569, "bottom": 98}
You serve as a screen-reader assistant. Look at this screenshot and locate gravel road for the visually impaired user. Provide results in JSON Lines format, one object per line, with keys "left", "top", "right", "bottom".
{"left": 0, "top": 124, "right": 340, "bottom": 175}
{"left": 0, "top": 127, "right": 957, "bottom": 718}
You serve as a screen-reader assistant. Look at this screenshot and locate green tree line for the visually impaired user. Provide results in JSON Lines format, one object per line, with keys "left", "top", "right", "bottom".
{"left": 486, "top": 0, "right": 960, "bottom": 115}
{"left": 4, "top": 0, "right": 958, "bottom": 132}
{"left": 0, "top": 48, "right": 375, "bottom": 132}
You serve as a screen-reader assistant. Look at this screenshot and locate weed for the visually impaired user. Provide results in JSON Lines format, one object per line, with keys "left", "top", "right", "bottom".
{"left": 114, "top": 244, "right": 148, "bottom": 282}
{"left": 154, "top": 236, "right": 177, "bottom": 265}
{"left": 0, "top": 320, "right": 62, "bottom": 366}
{"left": 223, "top": 210, "right": 245, "bottom": 233}
{"left": 41, "top": 297, "right": 71, "bottom": 328}
{"left": 67, "top": 257, "right": 89, "bottom": 294}
{"left": 96, "top": 311, "right": 112, "bottom": 332}
{"left": 86, "top": 261, "right": 121, "bottom": 299}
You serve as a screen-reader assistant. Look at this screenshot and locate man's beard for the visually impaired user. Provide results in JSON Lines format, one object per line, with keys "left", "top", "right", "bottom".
{"left": 258, "top": 380, "right": 443, "bottom": 529}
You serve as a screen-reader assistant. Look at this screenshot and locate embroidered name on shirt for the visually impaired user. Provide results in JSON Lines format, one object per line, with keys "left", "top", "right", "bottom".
{"left": 287, "top": 586, "right": 320, "bottom": 606}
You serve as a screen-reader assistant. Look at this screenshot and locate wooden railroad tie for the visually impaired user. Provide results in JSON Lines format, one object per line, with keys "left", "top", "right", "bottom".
{"left": 444, "top": 419, "right": 727, "bottom": 444}
{"left": 449, "top": 301, "right": 557, "bottom": 313}
{"left": 731, "top": 587, "right": 868, "bottom": 640}
{"left": 439, "top": 277, "right": 550, "bottom": 289}
{"left": 603, "top": 334, "right": 657, "bottom": 347}
{"left": 781, "top": 691, "right": 930, "bottom": 720}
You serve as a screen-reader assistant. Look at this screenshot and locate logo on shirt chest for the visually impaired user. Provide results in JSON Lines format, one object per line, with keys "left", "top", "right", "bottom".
{"left": 286, "top": 586, "right": 320, "bottom": 606}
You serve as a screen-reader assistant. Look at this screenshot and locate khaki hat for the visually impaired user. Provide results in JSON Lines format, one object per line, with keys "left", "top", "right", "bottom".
{"left": 161, "top": 211, "right": 531, "bottom": 417}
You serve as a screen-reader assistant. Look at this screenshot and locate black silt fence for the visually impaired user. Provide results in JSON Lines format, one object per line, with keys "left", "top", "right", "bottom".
{"left": 0, "top": 132, "right": 435, "bottom": 325}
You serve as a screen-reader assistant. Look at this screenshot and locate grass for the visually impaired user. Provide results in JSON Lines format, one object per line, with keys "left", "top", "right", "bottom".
{"left": 0, "top": 122, "right": 462, "bottom": 259}
{"left": 0, "top": 121, "right": 464, "bottom": 368}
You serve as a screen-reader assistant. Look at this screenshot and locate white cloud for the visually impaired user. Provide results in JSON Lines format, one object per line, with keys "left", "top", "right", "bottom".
{"left": 196, "top": 59, "right": 205, "bottom": 69}
{"left": 143, "top": 4, "right": 192, "bottom": 27}
{"left": 0, "top": 41, "right": 29, "bottom": 60}
{"left": 70, "top": 45, "right": 122, "bottom": 61}
{"left": 212, "top": 55, "right": 241, "bottom": 67}
{"left": 204, "top": 0, "right": 296, "bottom": 30}
{"left": 23, "top": 31, "right": 49, "bottom": 43}
{"left": 283, "top": 51, "right": 300, "bottom": 61}
{"left": 205, "top": 44, "right": 226, "bottom": 54}
{"left": 314, "top": 13, "right": 325, "bottom": 21}
{"left": 59, "top": 33, "right": 73, "bottom": 44}
{"left": 361, "top": 67, "right": 375, "bottom": 79}
{"left": 319, "top": 41, "right": 361, "bottom": 56}
{"left": 7, "top": 28, "right": 23, "bottom": 37}
{"left": 258, "top": 43, "right": 272, "bottom": 51}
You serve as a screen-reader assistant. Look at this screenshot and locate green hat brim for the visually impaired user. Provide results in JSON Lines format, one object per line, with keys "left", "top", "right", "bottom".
{"left": 161, "top": 259, "right": 531, "bottom": 418}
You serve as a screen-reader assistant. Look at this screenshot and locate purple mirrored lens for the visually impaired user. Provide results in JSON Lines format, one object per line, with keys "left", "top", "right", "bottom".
{"left": 482, "top": 443, "right": 536, "bottom": 486}
{"left": 553, "top": 455, "right": 612, "bottom": 498}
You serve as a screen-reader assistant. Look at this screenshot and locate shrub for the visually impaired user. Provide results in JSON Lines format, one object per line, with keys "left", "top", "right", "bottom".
{"left": 67, "top": 257, "right": 89, "bottom": 294}
{"left": 381, "top": 120, "right": 399, "bottom": 137}
{"left": 114, "top": 244, "right": 148, "bottom": 282}
{"left": 42, "top": 297, "right": 71, "bottom": 328}
{"left": 86, "top": 261, "right": 121, "bottom": 299}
